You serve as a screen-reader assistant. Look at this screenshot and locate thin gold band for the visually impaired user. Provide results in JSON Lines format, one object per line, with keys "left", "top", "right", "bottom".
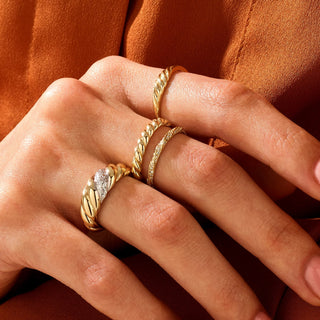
{"left": 147, "top": 127, "right": 185, "bottom": 186}
{"left": 80, "top": 163, "right": 131, "bottom": 231}
{"left": 153, "top": 65, "right": 187, "bottom": 118}
{"left": 131, "top": 118, "right": 170, "bottom": 180}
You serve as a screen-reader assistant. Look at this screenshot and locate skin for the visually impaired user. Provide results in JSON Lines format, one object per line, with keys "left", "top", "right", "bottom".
{"left": 1, "top": 56, "right": 320, "bottom": 319}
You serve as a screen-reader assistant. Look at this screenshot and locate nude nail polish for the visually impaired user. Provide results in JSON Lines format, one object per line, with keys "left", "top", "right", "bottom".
{"left": 305, "top": 256, "right": 320, "bottom": 298}
{"left": 254, "top": 312, "right": 271, "bottom": 320}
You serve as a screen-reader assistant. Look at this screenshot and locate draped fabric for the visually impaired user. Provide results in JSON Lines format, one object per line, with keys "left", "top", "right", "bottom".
{"left": 1, "top": 0, "right": 320, "bottom": 139}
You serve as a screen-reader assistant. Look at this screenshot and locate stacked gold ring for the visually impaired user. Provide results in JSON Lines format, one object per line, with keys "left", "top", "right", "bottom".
{"left": 130, "top": 65, "right": 188, "bottom": 186}
{"left": 81, "top": 65, "right": 188, "bottom": 231}
{"left": 153, "top": 65, "right": 187, "bottom": 118}
{"left": 147, "top": 126, "right": 185, "bottom": 186}
{"left": 131, "top": 118, "right": 170, "bottom": 180}
{"left": 80, "top": 163, "right": 131, "bottom": 231}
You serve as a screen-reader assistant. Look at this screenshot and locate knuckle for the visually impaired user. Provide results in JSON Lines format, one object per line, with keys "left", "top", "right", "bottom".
{"left": 83, "top": 258, "right": 125, "bottom": 301}
{"left": 266, "top": 125, "right": 309, "bottom": 158}
{"left": 18, "top": 129, "right": 62, "bottom": 164}
{"left": 87, "top": 55, "right": 126, "bottom": 83}
{"left": 141, "top": 201, "right": 188, "bottom": 244}
{"left": 42, "top": 77, "right": 83, "bottom": 103}
{"left": 200, "top": 79, "right": 254, "bottom": 110}
{"left": 214, "top": 285, "right": 250, "bottom": 319}
{"left": 199, "top": 80, "right": 260, "bottom": 134}
{"left": 262, "top": 218, "right": 297, "bottom": 254}
{"left": 181, "top": 143, "right": 231, "bottom": 190}
{"left": 220, "top": 81, "right": 254, "bottom": 104}
{"left": 6, "top": 129, "right": 64, "bottom": 191}
{"left": 14, "top": 131, "right": 48, "bottom": 163}
{"left": 37, "top": 78, "right": 91, "bottom": 120}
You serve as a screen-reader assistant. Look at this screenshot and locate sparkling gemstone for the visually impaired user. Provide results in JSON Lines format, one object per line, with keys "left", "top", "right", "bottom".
{"left": 93, "top": 168, "right": 110, "bottom": 202}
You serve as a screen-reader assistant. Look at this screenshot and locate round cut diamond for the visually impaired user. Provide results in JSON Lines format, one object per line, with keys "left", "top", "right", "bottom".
{"left": 93, "top": 168, "right": 110, "bottom": 202}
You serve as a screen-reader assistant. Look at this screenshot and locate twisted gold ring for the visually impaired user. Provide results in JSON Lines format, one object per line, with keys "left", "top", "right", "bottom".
{"left": 147, "top": 127, "right": 186, "bottom": 186}
{"left": 132, "top": 118, "right": 170, "bottom": 180}
{"left": 153, "top": 65, "right": 187, "bottom": 118}
{"left": 80, "top": 163, "right": 131, "bottom": 231}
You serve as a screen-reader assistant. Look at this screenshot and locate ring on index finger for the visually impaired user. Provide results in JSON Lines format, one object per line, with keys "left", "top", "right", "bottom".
{"left": 153, "top": 65, "right": 187, "bottom": 118}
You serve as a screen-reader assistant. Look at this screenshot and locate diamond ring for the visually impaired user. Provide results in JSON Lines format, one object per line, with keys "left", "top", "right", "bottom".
{"left": 80, "top": 163, "right": 131, "bottom": 231}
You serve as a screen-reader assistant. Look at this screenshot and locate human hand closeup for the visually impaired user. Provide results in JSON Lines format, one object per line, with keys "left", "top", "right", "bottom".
{"left": 1, "top": 56, "right": 320, "bottom": 320}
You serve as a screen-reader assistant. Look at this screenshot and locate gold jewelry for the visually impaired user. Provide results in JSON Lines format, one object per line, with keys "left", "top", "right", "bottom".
{"left": 132, "top": 118, "right": 171, "bottom": 180}
{"left": 147, "top": 127, "right": 186, "bottom": 186}
{"left": 80, "top": 163, "right": 131, "bottom": 231}
{"left": 153, "top": 65, "right": 187, "bottom": 118}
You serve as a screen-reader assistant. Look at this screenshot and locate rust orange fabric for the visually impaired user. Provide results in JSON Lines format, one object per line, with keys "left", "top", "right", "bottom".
{"left": 1, "top": 0, "right": 320, "bottom": 139}
{"left": 0, "top": 0, "right": 320, "bottom": 318}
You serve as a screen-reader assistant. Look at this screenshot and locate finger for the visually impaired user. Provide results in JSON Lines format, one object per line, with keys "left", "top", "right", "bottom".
{"left": 95, "top": 177, "right": 268, "bottom": 320}
{"left": 81, "top": 56, "right": 320, "bottom": 201}
{"left": 69, "top": 98, "right": 320, "bottom": 307}
{"left": 150, "top": 134, "right": 320, "bottom": 306}
{"left": 216, "top": 144, "right": 296, "bottom": 200}
{"left": 19, "top": 213, "right": 178, "bottom": 320}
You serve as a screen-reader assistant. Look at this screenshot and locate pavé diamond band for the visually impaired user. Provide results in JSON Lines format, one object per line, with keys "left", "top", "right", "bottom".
{"left": 80, "top": 163, "right": 131, "bottom": 231}
{"left": 153, "top": 65, "right": 187, "bottom": 118}
{"left": 147, "top": 127, "right": 186, "bottom": 186}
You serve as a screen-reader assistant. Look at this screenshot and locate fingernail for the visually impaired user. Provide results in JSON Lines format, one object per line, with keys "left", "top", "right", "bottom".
{"left": 254, "top": 312, "right": 271, "bottom": 320}
{"left": 314, "top": 161, "right": 320, "bottom": 184}
{"left": 305, "top": 256, "right": 320, "bottom": 298}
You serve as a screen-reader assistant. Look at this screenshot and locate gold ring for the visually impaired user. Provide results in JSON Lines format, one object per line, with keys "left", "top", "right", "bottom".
{"left": 132, "top": 118, "right": 171, "bottom": 180}
{"left": 147, "top": 127, "right": 186, "bottom": 186}
{"left": 153, "top": 65, "right": 187, "bottom": 118}
{"left": 80, "top": 163, "right": 131, "bottom": 231}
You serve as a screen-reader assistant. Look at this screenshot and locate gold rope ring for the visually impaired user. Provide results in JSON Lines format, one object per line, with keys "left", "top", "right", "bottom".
{"left": 80, "top": 163, "right": 131, "bottom": 231}
{"left": 153, "top": 65, "right": 187, "bottom": 118}
{"left": 132, "top": 118, "right": 171, "bottom": 180}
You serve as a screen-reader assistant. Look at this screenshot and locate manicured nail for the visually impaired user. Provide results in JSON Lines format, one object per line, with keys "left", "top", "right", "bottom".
{"left": 305, "top": 256, "right": 320, "bottom": 298}
{"left": 254, "top": 312, "right": 271, "bottom": 320}
{"left": 314, "top": 161, "right": 320, "bottom": 184}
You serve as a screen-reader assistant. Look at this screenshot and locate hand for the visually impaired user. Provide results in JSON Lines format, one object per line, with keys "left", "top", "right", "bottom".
{"left": 0, "top": 56, "right": 319, "bottom": 320}
{"left": 83, "top": 57, "right": 320, "bottom": 202}
{"left": 81, "top": 56, "right": 320, "bottom": 313}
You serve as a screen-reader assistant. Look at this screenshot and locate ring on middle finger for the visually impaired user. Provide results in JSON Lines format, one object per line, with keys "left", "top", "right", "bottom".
{"left": 131, "top": 118, "right": 171, "bottom": 180}
{"left": 147, "top": 126, "right": 186, "bottom": 186}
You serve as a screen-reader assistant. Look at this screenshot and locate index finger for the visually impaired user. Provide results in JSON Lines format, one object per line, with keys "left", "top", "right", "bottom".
{"left": 81, "top": 56, "right": 320, "bottom": 201}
